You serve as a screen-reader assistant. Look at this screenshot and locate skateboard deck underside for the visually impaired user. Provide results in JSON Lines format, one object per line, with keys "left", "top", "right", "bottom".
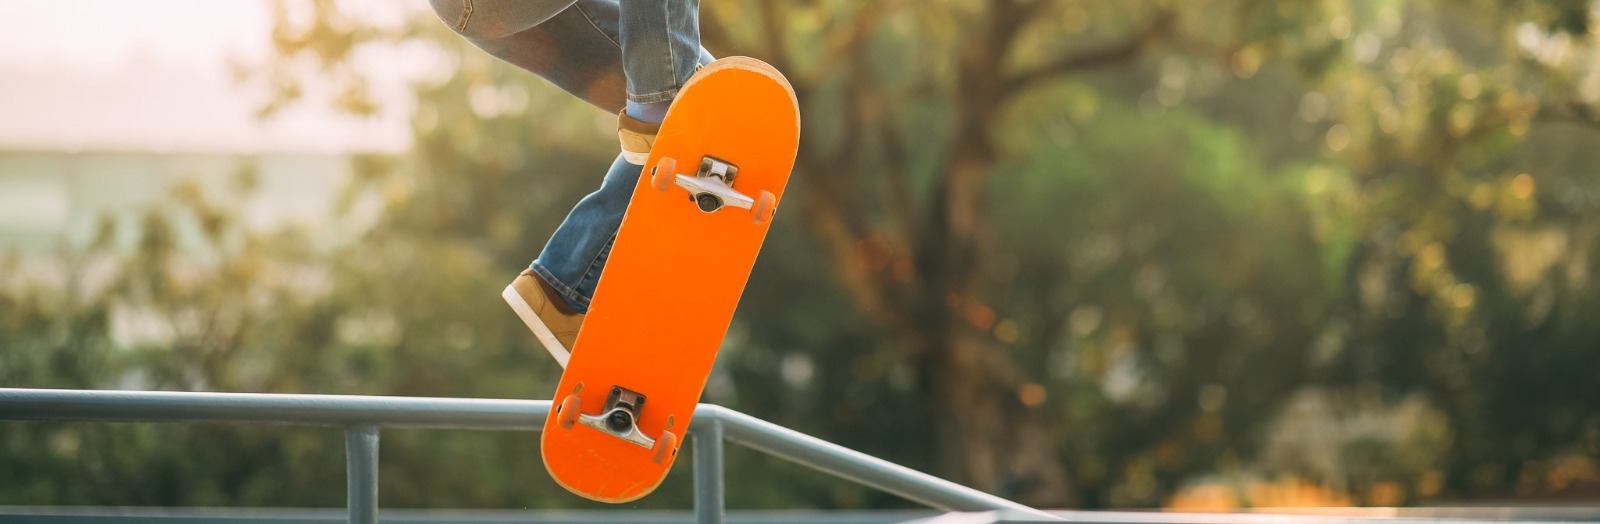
{"left": 540, "top": 57, "right": 800, "bottom": 503}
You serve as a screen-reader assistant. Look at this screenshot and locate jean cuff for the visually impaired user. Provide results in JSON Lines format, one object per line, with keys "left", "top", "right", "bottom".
{"left": 627, "top": 88, "right": 680, "bottom": 104}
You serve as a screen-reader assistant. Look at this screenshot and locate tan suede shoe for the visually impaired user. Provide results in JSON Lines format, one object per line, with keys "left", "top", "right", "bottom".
{"left": 501, "top": 269, "right": 584, "bottom": 367}
{"left": 617, "top": 64, "right": 715, "bottom": 165}
{"left": 617, "top": 110, "right": 662, "bottom": 166}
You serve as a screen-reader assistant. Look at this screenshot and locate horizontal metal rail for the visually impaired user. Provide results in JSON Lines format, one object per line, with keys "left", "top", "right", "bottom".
{"left": 0, "top": 388, "right": 1053, "bottom": 522}
{"left": 0, "top": 389, "right": 544, "bottom": 429}
{"left": 0, "top": 506, "right": 944, "bottom": 523}
{"left": 703, "top": 405, "right": 1037, "bottom": 514}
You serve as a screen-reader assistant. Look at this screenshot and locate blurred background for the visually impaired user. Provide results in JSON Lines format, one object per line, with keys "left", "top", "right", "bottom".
{"left": 2, "top": 0, "right": 1599, "bottom": 513}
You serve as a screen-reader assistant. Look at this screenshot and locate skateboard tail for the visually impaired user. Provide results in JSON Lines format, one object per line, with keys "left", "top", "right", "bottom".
{"left": 543, "top": 451, "right": 659, "bottom": 503}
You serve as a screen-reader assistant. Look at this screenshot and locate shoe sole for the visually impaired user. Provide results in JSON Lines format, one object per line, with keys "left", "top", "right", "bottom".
{"left": 502, "top": 284, "right": 571, "bottom": 368}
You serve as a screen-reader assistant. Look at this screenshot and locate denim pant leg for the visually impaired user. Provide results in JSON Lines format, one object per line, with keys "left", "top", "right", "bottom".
{"left": 430, "top": 0, "right": 713, "bottom": 312}
{"left": 619, "top": 0, "right": 706, "bottom": 103}
{"left": 428, "top": 0, "right": 713, "bottom": 112}
{"left": 530, "top": 155, "right": 638, "bottom": 312}
{"left": 429, "top": 0, "right": 629, "bottom": 113}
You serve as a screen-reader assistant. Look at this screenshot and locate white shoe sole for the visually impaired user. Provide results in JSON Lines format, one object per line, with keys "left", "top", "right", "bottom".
{"left": 502, "top": 284, "right": 571, "bottom": 368}
{"left": 621, "top": 149, "right": 649, "bottom": 165}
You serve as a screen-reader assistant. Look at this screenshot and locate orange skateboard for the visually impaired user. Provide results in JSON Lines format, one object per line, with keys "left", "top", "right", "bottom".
{"left": 540, "top": 56, "right": 800, "bottom": 503}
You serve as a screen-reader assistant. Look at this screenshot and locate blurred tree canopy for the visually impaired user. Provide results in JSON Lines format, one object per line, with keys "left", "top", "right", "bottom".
{"left": 4, "top": 0, "right": 1600, "bottom": 511}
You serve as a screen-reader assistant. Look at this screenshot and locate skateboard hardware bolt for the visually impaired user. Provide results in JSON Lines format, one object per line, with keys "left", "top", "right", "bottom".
{"left": 606, "top": 410, "right": 633, "bottom": 432}
{"left": 601, "top": 386, "right": 645, "bottom": 434}
{"left": 698, "top": 156, "right": 738, "bottom": 185}
{"left": 695, "top": 193, "right": 723, "bottom": 213}
{"left": 571, "top": 385, "right": 657, "bottom": 449}
{"left": 672, "top": 155, "right": 757, "bottom": 215}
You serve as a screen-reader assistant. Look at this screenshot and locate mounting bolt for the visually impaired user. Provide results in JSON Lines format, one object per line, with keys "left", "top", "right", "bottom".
{"left": 606, "top": 409, "right": 633, "bottom": 433}
{"left": 695, "top": 193, "right": 723, "bottom": 213}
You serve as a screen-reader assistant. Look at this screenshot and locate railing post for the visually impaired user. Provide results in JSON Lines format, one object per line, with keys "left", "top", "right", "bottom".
{"left": 693, "top": 418, "right": 725, "bottom": 524}
{"left": 345, "top": 424, "right": 379, "bottom": 524}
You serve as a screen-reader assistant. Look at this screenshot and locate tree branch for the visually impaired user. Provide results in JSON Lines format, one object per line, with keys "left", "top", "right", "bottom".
{"left": 756, "top": 0, "right": 792, "bottom": 73}
{"left": 877, "top": 112, "right": 917, "bottom": 248}
{"left": 698, "top": 4, "right": 735, "bottom": 56}
{"left": 1536, "top": 99, "right": 1600, "bottom": 133}
{"left": 1002, "top": 10, "right": 1177, "bottom": 98}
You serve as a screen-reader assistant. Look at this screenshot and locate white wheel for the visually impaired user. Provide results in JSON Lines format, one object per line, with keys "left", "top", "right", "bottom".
{"left": 651, "top": 157, "right": 677, "bottom": 192}
{"left": 556, "top": 395, "right": 581, "bottom": 430}
{"left": 652, "top": 430, "right": 678, "bottom": 465}
{"left": 751, "top": 191, "right": 776, "bottom": 225}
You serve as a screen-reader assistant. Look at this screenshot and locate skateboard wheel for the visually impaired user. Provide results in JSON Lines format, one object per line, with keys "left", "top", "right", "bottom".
{"left": 752, "top": 191, "right": 776, "bottom": 225}
{"left": 651, "top": 157, "right": 677, "bottom": 192}
{"left": 556, "top": 395, "right": 581, "bottom": 430}
{"left": 653, "top": 430, "right": 678, "bottom": 465}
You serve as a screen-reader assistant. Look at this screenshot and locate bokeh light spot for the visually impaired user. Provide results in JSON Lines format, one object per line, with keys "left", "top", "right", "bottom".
{"left": 1512, "top": 173, "right": 1536, "bottom": 199}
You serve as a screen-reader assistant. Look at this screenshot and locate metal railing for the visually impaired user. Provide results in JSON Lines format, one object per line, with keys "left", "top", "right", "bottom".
{"left": 0, "top": 388, "right": 1054, "bottom": 524}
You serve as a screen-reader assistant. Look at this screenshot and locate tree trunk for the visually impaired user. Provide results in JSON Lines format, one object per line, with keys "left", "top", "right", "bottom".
{"left": 925, "top": 327, "right": 1075, "bottom": 505}
{"left": 703, "top": 1, "right": 1179, "bottom": 508}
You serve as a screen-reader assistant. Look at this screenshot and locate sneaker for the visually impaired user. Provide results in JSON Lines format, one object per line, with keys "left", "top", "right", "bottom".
{"left": 501, "top": 269, "right": 584, "bottom": 367}
{"left": 617, "top": 110, "right": 661, "bottom": 165}
{"left": 617, "top": 63, "right": 718, "bottom": 165}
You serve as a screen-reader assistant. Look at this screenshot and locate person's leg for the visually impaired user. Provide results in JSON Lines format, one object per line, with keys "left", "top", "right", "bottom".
{"left": 614, "top": 0, "right": 714, "bottom": 164}
{"left": 431, "top": 0, "right": 712, "bottom": 307}
{"left": 429, "top": 0, "right": 627, "bottom": 113}
{"left": 618, "top": 0, "right": 706, "bottom": 124}
{"left": 528, "top": 155, "right": 635, "bottom": 312}
{"left": 430, "top": 0, "right": 712, "bottom": 362}
{"left": 428, "top": 0, "right": 712, "bottom": 115}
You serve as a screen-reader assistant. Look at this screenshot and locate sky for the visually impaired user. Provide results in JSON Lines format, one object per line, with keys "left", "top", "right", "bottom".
{"left": 0, "top": 0, "right": 421, "bottom": 153}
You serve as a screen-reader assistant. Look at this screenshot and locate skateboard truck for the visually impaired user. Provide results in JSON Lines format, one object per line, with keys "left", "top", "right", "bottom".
{"left": 679, "top": 156, "right": 752, "bottom": 213}
{"left": 574, "top": 385, "right": 657, "bottom": 449}
{"left": 651, "top": 155, "right": 777, "bottom": 223}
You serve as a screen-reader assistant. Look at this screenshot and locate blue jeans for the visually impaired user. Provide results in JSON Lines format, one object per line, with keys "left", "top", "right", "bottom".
{"left": 428, "top": 0, "right": 714, "bottom": 312}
